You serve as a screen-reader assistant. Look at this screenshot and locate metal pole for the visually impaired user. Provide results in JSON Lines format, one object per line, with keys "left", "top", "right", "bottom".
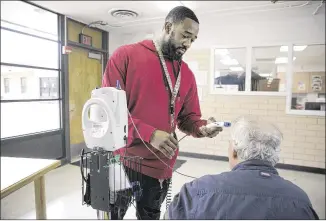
{"left": 96, "top": 210, "right": 105, "bottom": 219}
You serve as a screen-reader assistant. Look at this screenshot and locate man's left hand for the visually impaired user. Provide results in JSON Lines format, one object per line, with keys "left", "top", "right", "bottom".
{"left": 199, "top": 117, "right": 223, "bottom": 138}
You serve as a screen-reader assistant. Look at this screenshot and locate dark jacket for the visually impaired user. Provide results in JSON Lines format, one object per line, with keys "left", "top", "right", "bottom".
{"left": 167, "top": 160, "right": 319, "bottom": 220}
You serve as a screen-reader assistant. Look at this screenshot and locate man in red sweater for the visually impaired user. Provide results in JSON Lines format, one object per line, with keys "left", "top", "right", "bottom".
{"left": 102, "top": 6, "right": 222, "bottom": 220}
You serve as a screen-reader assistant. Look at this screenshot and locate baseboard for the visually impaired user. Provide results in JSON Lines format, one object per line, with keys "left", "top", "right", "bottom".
{"left": 67, "top": 150, "right": 325, "bottom": 175}
{"left": 178, "top": 151, "right": 326, "bottom": 175}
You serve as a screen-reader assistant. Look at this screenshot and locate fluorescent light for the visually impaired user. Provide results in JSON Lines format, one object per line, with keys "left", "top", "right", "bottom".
{"left": 220, "top": 57, "right": 239, "bottom": 65}
{"left": 280, "top": 45, "right": 307, "bottom": 52}
{"left": 215, "top": 49, "right": 229, "bottom": 56}
{"left": 275, "top": 57, "right": 296, "bottom": 64}
{"left": 260, "top": 73, "right": 272, "bottom": 77}
{"left": 229, "top": 66, "right": 244, "bottom": 72}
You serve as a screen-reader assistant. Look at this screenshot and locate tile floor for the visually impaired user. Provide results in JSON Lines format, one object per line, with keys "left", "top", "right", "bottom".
{"left": 1, "top": 157, "right": 325, "bottom": 219}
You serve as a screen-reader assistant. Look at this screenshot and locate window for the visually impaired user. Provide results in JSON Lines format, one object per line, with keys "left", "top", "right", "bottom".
{"left": 0, "top": 1, "right": 58, "bottom": 40}
{"left": 0, "top": 1, "right": 62, "bottom": 139}
{"left": 1, "top": 65, "right": 59, "bottom": 100}
{"left": 288, "top": 44, "right": 325, "bottom": 115}
{"left": 1, "top": 29, "right": 59, "bottom": 69}
{"left": 4, "top": 78, "right": 10, "bottom": 93}
{"left": 21, "top": 77, "right": 27, "bottom": 93}
{"left": 251, "top": 46, "right": 288, "bottom": 92}
{"left": 1, "top": 101, "right": 60, "bottom": 138}
{"left": 40, "top": 77, "right": 59, "bottom": 98}
{"left": 213, "top": 47, "right": 247, "bottom": 92}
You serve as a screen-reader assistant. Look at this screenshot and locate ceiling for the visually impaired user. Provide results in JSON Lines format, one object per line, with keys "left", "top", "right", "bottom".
{"left": 30, "top": 0, "right": 325, "bottom": 33}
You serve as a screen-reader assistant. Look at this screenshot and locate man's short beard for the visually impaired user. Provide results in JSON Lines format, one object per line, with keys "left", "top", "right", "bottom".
{"left": 161, "top": 32, "right": 183, "bottom": 61}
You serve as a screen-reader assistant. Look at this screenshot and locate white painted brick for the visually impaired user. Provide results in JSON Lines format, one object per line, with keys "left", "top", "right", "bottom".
{"left": 280, "top": 152, "right": 293, "bottom": 159}
{"left": 275, "top": 122, "right": 287, "bottom": 129}
{"left": 314, "top": 155, "right": 326, "bottom": 163}
{"left": 283, "top": 158, "right": 303, "bottom": 165}
{"left": 250, "top": 110, "right": 267, "bottom": 116}
{"left": 260, "top": 116, "right": 280, "bottom": 123}
{"left": 293, "top": 154, "right": 314, "bottom": 161}
{"left": 282, "top": 129, "right": 296, "bottom": 136}
{"left": 294, "top": 142, "right": 315, "bottom": 149}
{"left": 307, "top": 125, "right": 325, "bottom": 131}
{"left": 204, "top": 95, "right": 216, "bottom": 102}
{"left": 295, "top": 130, "right": 316, "bottom": 137}
{"left": 182, "top": 147, "right": 217, "bottom": 155}
{"left": 235, "top": 109, "right": 251, "bottom": 115}
{"left": 295, "top": 118, "right": 317, "bottom": 124}
{"left": 223, "top": 103, "right": 241, "bottom": 108}
{"left": 259, "top": 104, "right": 278, "bottom": 110}
{"left": 241, "top": 104, "right": 259, "bottom": 109}
{"left": 302, "top": 161, "right": 325, "bottom": 169}
{"left": 317, "top": 131, "right": 325, "bottom": 138}
{"left": 281, "top": 141, "right": 295, "bottom": 148}
{"left": 305, "top": 137, "right": 325, "bottom": 144}
{"left": 318, "top": 118, "right": 325, "bottom": 125}
{"left": 277, "top": 117, "right": 296, "bottom": 123}
{"left": 267, "top": 110, "right": 284, "bottom": 116}
{"left": 278, "top": 158, "right": 285, "bottom": 164}
{"left": 210, "top": 102, "right": 225, "bottom": 108}
{"left": 304, "top": 149, "right": 325, "bottom": 156}
{"left": 281, "top": 147, "right": 305, "bottom": 154}
{"left": 277, "top": 104, "right": 286, "bottom": 111}
{"left": 315, "top": 143, "right": 326, "bottom": 150}
{"left": 269, "top": 99, "right": 285, "bottom": 104}
{"left": 214, "top": 150, "right": 228, "bottom": 157}
{"left": 216, "top": 108, "right": 231, "bottom": 114}
{"left": 201, "top": 107, "right": 216, "bottom": 114}
{"left": 213, "top": 140, "right": 229, "bottom": 148}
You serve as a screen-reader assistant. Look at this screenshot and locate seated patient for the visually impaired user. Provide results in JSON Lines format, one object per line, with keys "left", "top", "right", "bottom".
{"left": 165, "top": 116, "right": 319, "bottom": 220}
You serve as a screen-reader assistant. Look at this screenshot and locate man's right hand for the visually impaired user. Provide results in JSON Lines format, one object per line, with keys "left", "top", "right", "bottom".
{"left": 150, "top": 130, "right": 178, "bottom": 159}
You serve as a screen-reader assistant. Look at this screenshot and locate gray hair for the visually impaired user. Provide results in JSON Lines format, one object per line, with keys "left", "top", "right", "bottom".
{"left": 230, "top": 116, "right": 283, "bottom": 166}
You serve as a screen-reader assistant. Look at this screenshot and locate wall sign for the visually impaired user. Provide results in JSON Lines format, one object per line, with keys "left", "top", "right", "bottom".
{"left": 79, "top": 33, "right": 92, "bottom": 46}
{"left": 311, "top": 75, "right": 322, "bottom": 92}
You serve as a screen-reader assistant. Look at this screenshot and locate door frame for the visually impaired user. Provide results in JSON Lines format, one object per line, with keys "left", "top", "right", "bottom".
{"left": 64, "top": 18, "right": 109, "bottom": 163}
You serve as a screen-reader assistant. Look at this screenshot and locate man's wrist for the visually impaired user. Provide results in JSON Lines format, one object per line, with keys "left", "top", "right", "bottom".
{"left": 149, "top": 129, "right": 157, "bottom": 143}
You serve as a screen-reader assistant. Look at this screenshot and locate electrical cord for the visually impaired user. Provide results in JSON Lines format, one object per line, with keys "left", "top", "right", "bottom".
{"left": 127, "top": 109, "right": 198, "bottom": 180}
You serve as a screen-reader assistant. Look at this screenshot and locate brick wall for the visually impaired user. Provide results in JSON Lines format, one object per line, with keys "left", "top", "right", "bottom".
{"left": 177, "top": 49, "right": 325, "bottom": 169}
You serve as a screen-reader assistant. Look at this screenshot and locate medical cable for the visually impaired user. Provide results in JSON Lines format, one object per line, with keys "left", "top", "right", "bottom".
{"left": 127, "top": 109, "right": 198, "bottom": 180}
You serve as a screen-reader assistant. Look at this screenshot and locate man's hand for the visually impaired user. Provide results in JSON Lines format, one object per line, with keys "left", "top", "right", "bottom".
{"left": 199, "top": 117, "right": 223, "bottom": 138}
{"left": 150, "top": 130, "right": 178, "bottom": 159}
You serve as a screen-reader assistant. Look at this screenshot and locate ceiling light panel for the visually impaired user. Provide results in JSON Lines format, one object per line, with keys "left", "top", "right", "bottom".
{"left": 275, "top": 57, "right": 296, "bottom": 64}
{"left": 280, "top": 45, "right": 307, "bottom": 52}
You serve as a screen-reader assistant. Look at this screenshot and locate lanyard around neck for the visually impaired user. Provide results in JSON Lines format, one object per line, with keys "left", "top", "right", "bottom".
{"left": 153, "top": 40, "right": 182, "bottom": 128}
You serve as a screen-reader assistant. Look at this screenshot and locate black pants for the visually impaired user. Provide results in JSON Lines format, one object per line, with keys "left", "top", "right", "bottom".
{"left": 110, "top": 166, "right": 171, "bottom": 220}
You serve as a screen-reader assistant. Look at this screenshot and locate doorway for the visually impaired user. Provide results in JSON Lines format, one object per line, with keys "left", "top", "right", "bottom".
{"left": 68, "top": 46, "right": 103, "bottom": 161}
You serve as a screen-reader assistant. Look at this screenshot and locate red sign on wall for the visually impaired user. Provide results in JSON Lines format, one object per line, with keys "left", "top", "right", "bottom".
{"left": 79, "top": 34, "right": 92, "bottom": 46}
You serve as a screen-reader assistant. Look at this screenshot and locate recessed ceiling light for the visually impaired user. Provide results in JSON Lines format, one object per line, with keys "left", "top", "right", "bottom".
{"left": 220, "top": 56, "right": 239, "bottom": 66}
{"left": 280, "top": 45, "right": 307, "bottom": 52}
{"left": 215, "top": 49, "right": 229, "bottom": 56}
{"left": 229, "top": 66, "right": 244, "bottom": 72}
{"left": 275, "top": 57, "right": 296, "bottom": 64}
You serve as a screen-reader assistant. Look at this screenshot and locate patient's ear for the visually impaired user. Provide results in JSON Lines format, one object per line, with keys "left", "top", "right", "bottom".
{"left": 233, "top": 150, "right": 238, "bottom": 159}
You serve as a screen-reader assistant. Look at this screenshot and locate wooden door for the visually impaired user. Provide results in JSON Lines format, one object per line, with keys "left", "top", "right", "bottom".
{"left": 68, "top": 47, "right": 102, "bottom": 160}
